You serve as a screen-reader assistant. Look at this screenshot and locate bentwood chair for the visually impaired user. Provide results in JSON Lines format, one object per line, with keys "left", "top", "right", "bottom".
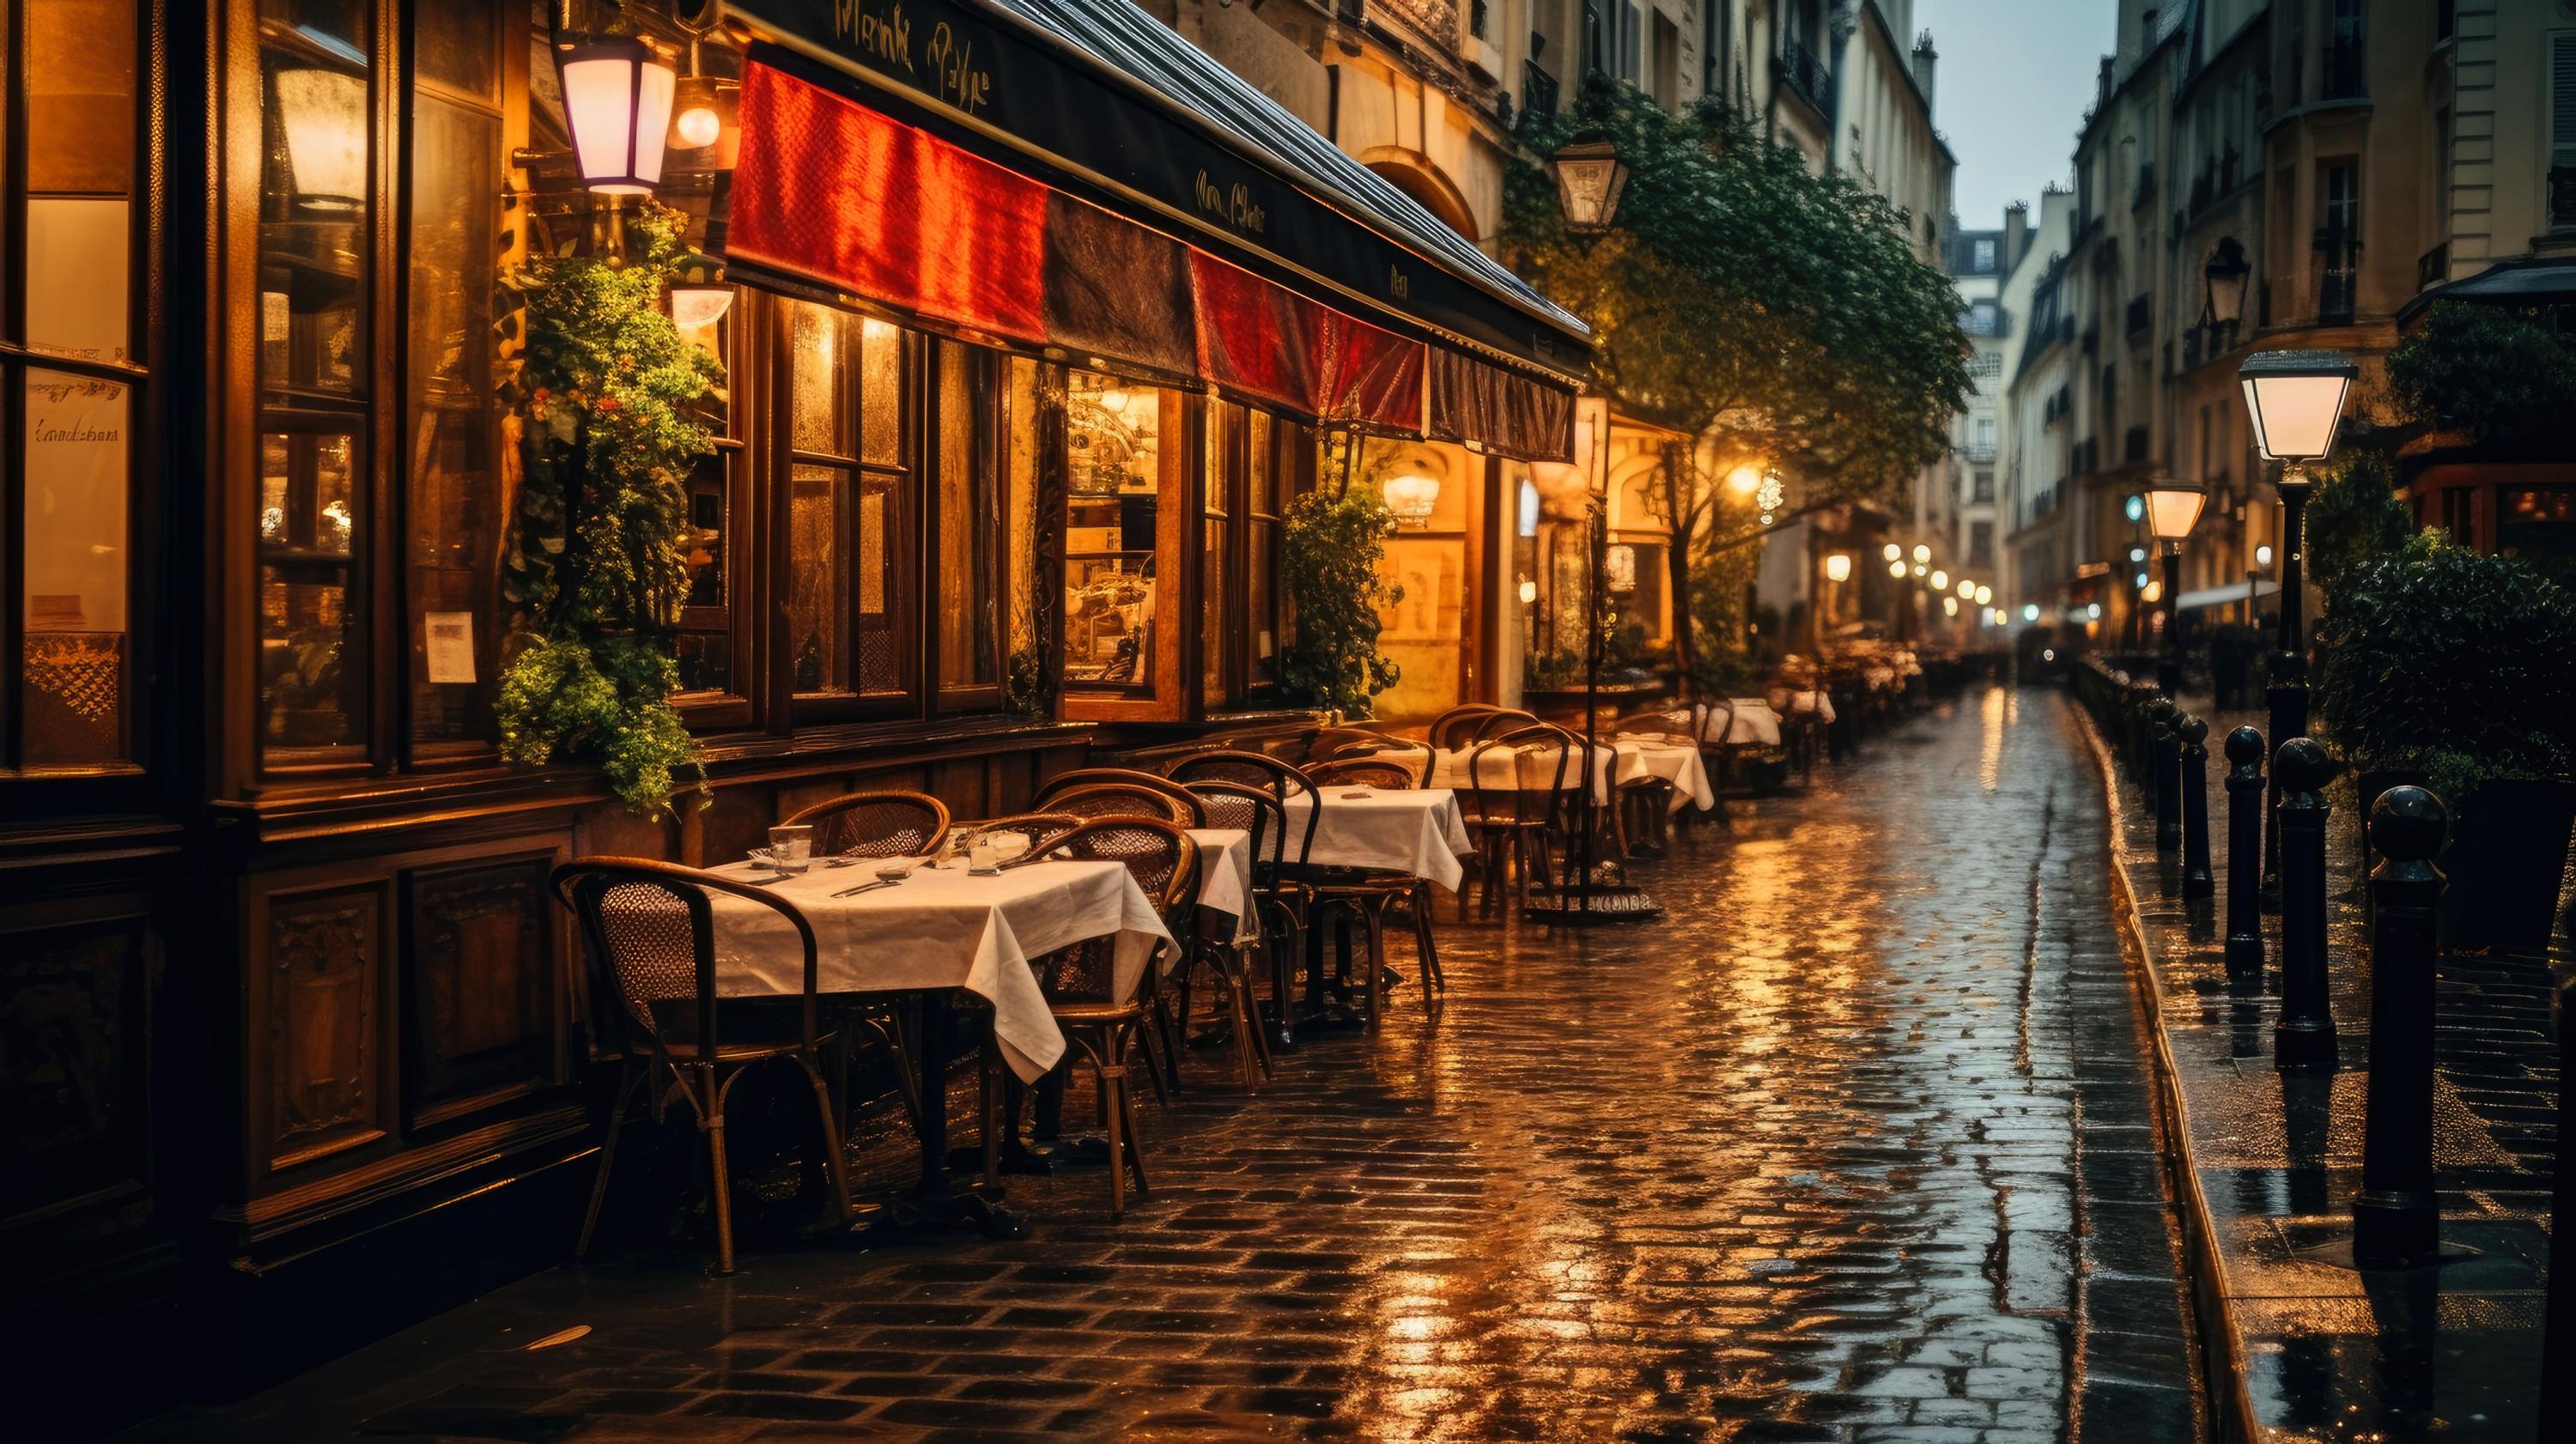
{"left": 1021, "top": 820, "right": 1198, "bottom": 1218}
{"left": 1427, "top": 704, "right": 1503, "bottom": 752}
{"left": 1466, "top": 708, "right": 1543, "bottom": 746}
{"left": 1167, "top": 752, "right": 1319, "bottom": 1023}
{"left": 1036, "top": 772, "right": 1208, "bottom": 828}
{"left": 554, "top": 859, "right": 854, "bottom": 1275}
{"left": 1305, "top": 756, "right": 1419, "bottom": 791}
{"left": 1460, "top": 735, "right": 1566, "bottom": 919}
{"left": 1308, "top": 725, "right": 1404, "bottom": 764}
{"left": 781, "top": 790, "right": 951, "bottom": 859}
{"left": 1172, "top": 780, "right": 1279, "bottom": 1089}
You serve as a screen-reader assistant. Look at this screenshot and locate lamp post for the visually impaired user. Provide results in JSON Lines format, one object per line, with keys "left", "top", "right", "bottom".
{"left": 2239, "top": 349, "right": 2358, "bottom": 900}
{"left": 2146, "top": 479, "right": 2207, "bottom": 696}
{"left": 1533, "top": 131, "right": 1652, "bottom": 925}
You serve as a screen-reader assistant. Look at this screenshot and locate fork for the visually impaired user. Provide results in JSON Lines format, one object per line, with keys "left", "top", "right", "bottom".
{"left": 830, "top": 877, "right": 902, "bottom": 899}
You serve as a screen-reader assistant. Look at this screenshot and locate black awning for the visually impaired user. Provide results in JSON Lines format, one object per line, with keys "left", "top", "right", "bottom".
{"left": 726, "top": 0, "right": 1591, "bottom": 382}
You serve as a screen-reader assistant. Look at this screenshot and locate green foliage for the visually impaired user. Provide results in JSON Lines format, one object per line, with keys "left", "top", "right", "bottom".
{"left": 1686, "top": 521, "right": 1764, "bottom": 695}
{"left": 2315, "top": 531, "right": 2576, "bottom": 799}
{"left": 494, "top": 203, "right": 722, "bottom": 815}
{"left": 1280, "top": 464, "right": 1403, "bottom": 717}
{"left": 2302, "top": 450, "right": 2411, "bottom": 610}
{"left": 2385, "top": 302, "right": 2576, "bottom": 440}
{"left": 1498, "top": 82, "right": 1971, "bottom": 505}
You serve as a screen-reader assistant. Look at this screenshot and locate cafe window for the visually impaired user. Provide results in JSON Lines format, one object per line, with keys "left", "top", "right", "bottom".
{"left": 1197, "top": 401, "right": 1294, "bottom": 710}
{"left": 933, "top": 338, "right": 1003, "bottom": 708}
{"left": 672, "top": 289, "right": 744, "bottom": 720}
{"left": 1201, "top": 404, "right": 1233, "bottom": 708}
{"left": 255, "top": 0, "right": 373, "bottom": 767}
{"left": 404, "top": 0, "right": 507, "bottom": 752}
{"left": 782, "top": 298, "right": 914, "bottom": 719}
{"left": 1063, "top": 369, "right": 1170, "bottom": 697}
{"left": 9, "top": 1, "right": 146, "bottom": 773}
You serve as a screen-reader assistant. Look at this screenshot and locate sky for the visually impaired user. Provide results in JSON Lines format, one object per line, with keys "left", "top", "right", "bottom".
{"left": 1914, "top": 0, "right": 2117, "bottom": 231}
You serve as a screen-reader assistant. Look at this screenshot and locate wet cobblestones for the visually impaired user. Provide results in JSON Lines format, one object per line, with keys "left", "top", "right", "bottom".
{"left": 121, "top": 687, "right": 2196, "bottom": 1444}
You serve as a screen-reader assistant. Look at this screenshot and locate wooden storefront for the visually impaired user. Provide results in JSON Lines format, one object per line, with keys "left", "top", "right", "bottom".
{"left": 0, "top": 2, "right": 1590, "bottom": 1431}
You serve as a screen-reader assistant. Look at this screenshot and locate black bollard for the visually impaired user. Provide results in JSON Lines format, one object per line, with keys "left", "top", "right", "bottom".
{"left": 2540, "top": 974, "right": 2576, "bottom": 1441}
{"left": 2178, "top": 715, "right": 2214, "bottom": 899}
{"left": 2352, "top": 786, "right": 2447, "bottom": 1268}
{"left": 2273, "top": 737, "right": 2340, "bottom": 1071}
{"left": 2149, "top": 698, "right": 2182, "bottom": 853}
{"left": 2223, "top": 725, "right": 2265, "bottom": 972}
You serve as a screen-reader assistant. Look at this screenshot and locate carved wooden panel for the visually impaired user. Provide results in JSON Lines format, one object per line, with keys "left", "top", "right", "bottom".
{"left": 0, "top": 907, "right": 155, "bottom": 1225}
{"left": 404, "top": 857, "right": 558, "bottom": 1128}
{"left": 263, "top": 887, "right": 386, "bottom": 1170}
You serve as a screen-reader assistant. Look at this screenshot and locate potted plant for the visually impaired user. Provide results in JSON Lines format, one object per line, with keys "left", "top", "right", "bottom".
{"left": 2317, "top": 532, "right": 2576, "bottom": 952}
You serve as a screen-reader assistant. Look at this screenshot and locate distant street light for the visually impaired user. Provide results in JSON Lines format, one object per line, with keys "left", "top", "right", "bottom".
{"left": 2146, "top": 479, "right": 2208, "bottom": 695}
{"left": 1824, "top": 552, "right": 1853, "bottom": 582}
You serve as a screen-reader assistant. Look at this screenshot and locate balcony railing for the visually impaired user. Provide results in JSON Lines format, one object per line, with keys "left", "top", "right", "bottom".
{"left": 1522, "top": 60, "right": 1560, "bottom": 122}
{"left": 2417, "top": 243, "right": 2448, "bottom": 292}
{"left": 2316, "top": 223, "right": 2360, "bottom": 325}
{"left": 1779, "top": 37, "right": 1830, "bottom": 112}
{"left": 1963, "top": 444, "right": 1997, "bottom": 464}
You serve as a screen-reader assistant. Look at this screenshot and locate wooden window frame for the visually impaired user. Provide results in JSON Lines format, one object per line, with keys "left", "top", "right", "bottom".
{"left": 0, "top": 1, "right": 161, "bottom": 804}
{"left": 927, "top": 338, "right": 1006, "bottom": 714}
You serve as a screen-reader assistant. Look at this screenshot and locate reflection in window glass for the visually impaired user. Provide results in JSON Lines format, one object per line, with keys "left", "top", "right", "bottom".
{"left": 1202, "top": 403, "right": 1231, "bottom": 707}
{"left": 675, "top": 454, "right": 731, "bottom": 696}
{"left": 256, "top": 0, "right": 370, "bottom": 764}
{"left": 860, "top": 318, "right": 902, "bottom": 464}
{"left": 405, "top": 93, "right": 501, "bottom": 746}
{"left": 1064, "top": 372, "right": 1159, "bottom": 689}
{"left": 1247, "top": 411, "right": 1280, "bottom": 687}
{"left": 934, "top": 342, "right": 998, "bottom": 692}
{"left": 787, "top": 464, "right": 850, "bottom": 694}
{"left": 789, "top": 300, "right": 853, "bottom": 458}
{"left": 22, "top": 373, "right": 132, "bottom": 765}
{"left": 855, "top": 479, "right": 902, "bottom": 695}
{"left": 258, "top": 431, "right": 365, "bottom": 753}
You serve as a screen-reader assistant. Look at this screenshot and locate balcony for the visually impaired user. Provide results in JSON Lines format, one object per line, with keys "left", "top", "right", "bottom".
{"left": 1779, "top": 37, "right": 1831, "bottom": 113}
{"left": 1522, "top": 60, "right": 1559, "bottom": 122}
{"left": 2417, "top": 243, "right": 2448, "bottom": 293}
{"left": 2315, "top": 224, "right": 2360, "bottom": 325}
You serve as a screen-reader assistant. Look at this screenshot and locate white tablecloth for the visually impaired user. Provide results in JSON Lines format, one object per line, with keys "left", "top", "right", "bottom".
{"left": 1281, "top": 786, "right": 1473, "bottom": 890}
{"left": 1607, "top": 738, "right": 1718, "bottom": 812}
{"left": 702, "top": 858, "right": 1173, "bottom": 1082}
{"left": 1683, "top": 701, "right": 1784, "bottom": 748}
{"left": 1185, "top": 826, "right": 1260, "bottom": 945}
{"left": 1387, "top": 743, "right": 1616, "bottom": 803}
{"left": 1770, "top": 689, "right": 1838, "bottom": 725}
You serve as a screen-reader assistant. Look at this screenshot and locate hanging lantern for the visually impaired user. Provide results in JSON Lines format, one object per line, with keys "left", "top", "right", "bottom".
{"left": 1382, "top": 473, "right": 1442, "bottom": 526}
{"left": 276, "top": 68, "right": 368, "bottom": 209}
{"left": 1551, "top": 133, "right": 1630, "bottom": 232}
{"left": 667, "top": 251, "right": 733, "bottom": 331}
{"left": 557, "top": 34, "right": 677, "bottom": 194}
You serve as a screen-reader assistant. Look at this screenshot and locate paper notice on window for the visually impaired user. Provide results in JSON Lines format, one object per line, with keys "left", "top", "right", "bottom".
{"left": 424, "top": 612, "right": 477, "bottom": 684}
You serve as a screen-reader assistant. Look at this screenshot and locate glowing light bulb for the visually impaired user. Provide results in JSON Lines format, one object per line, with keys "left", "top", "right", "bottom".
{"left": 675, "top": 105, "right": 723, "bottom": 149}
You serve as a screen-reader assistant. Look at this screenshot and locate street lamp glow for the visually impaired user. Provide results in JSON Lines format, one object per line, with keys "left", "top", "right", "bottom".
{"left": 1883, "top": 543, "right": 1903, "bottom": 562}
{"left": 2087, "top": 603, "right": 2102, "bottom": 619}
{"left": 2256, "top": 543, "right": 2275, "bottom": 568}
{"left": 2145, "top": 481, "right": 2207, "bottom": 542}
{"left": 2239, "top": 349, "right": 2359, "bottom": 463}
{"left": 2130, "top": 546, "right": 2148, "bottom": 563}
{"left": 1942, "top": 596, "right": 1959, "bottom": 616}
{"left": 1551, "top": 133, "right": 1630, "bottom": 232}
{"left": 1974, "top": 585, "right": 1991, "bottom": 605}
{"left": 1912, "top": 562, "right": 1928, "bottom": 578}
{"left": 1930, "top": 569, "right": 1948, "bottom": 591}
{"left": 1382, "top": 473, "right": 1441, "bottom": 526}
{"left": 1889, "top": 560, "right": 1908, "bottom": 578}
{"left": 1726, "top": 464, "right": 1763, "bottom": 496}
{"left": 2136, "top": 571, "right": 2151, "bottom": 589}
{"left": 1823, "top": 552, "right": 1853, "bottom": 583}
{"left": 2022, "top": 604, "right": 2041, "bottom": 623}
{"left": 1517, "top": 577, "right": 1538, "bottom": 605}
{"left": 2142, "top": 579, "right": 2164, "bottom": 604}
{"left": 2124, "top": 494, "right": 2146, "bottom": 523}
{"left": 1911, "top": 544, "right": 1931, "bottom": 564}
{"left": 557, "top": 34, "right": 677, "bottom": 194}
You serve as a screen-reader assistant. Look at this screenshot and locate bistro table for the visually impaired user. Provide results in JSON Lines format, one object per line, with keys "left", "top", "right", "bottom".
{"left": 1184, "top": 826, "right": 1259, "bottom": 944}
{"left": 705, "top": 854, "right": 1174, "bottom": 1229}
{"left": 1382, "top": 742, "right": 1714, "bottom": 815}
{"left": 1281, "top": 784, "right": 1472, "bottom": 889}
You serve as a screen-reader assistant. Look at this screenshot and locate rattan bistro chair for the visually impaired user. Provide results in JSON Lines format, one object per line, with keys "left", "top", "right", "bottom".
{"left": 781, "top": 789, "right": 952, "bottom": 859}
{"left": 1305, "top": 756, "right": 1419, "bottom": 791}
{"left": 1173, "top": 780, "right": 1279, "bottom": 1089}
{"left": 1036, "top": 775, "right": 1206, "bottom": 828}
{"left": 1426, "top": 704, "right": 1503, "bottom": 752}
{"left": 1023, "top": 820, "right": 1198, "bottom": 1218}
{"left": 555, "top": 859, "right": 854, "bottom": 1275}
{"left": 973, "top": 812, "right": 1084, "bottom": 852}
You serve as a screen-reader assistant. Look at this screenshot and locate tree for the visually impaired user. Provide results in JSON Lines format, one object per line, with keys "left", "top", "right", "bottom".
{"left": 2385, "top": 302, "right": 2576, "bottom": 441}
{"left": 1496, "top": 80, "right": 1971, "bottom": 682}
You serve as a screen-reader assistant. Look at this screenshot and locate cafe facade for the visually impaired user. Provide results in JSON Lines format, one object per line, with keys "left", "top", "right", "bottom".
{"left": 0, "top": 0, "right": 1592, "bottom": 1425}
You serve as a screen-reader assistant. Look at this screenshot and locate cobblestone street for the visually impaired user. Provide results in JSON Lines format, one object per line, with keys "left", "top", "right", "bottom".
{"left": 123, "top": 687, "right": 2199, "bottom": 1444}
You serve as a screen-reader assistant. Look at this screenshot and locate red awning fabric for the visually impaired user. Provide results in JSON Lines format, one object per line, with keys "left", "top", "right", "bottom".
{"left": 727, "top": 59, "right": 1535, "bottom": 444}
{"left": 728, "top": 61, "right": 1049, "bottom": 343}
{"left": 1426, "top": 349, "right": 1574, "bottom": 462}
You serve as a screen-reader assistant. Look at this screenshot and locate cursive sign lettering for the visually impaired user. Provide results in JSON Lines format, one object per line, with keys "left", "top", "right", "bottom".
{"left": 1194, "top": 168, "right": 1268, "bottom": 236}
{"left": 830, "top": 0, "right": 914, "bottom": 74}
{"left": 923, "top": 23, "right": 991, "bottom": 113}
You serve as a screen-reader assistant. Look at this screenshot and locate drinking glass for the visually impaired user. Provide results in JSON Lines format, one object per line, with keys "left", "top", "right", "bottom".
{"left": 766, "top": 824, "right": 814, "bottom": 875}
{"left": 989, "top": 832, "right": 1030, "bottom": 866}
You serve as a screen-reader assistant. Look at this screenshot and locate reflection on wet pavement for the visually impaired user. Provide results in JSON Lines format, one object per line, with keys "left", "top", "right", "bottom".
{"left": 119, "top": 686, "right": 2196, "bottom": 1444}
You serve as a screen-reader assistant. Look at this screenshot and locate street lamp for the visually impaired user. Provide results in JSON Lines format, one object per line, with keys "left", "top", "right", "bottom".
{"left": 2145, "top": 479, "right": 2206, "bottom": 695}
{"left": 1888, "top": 559, "right": 1908, "bottom": 578}
{"left": 1911, "top": 543, "right": 1931, "bottom": 564}
{"left": 1551, "top": 133, "right": 1630, "bottom": 233}
{"left": 556, "top": 33, "right": 678, "bottom": 195}
{"left": 1930, "top": 569, "right": 1948, "bottom": 592}
{"left": 1823, "top": 552, "right": 1853, "bottom": 583}
{"left": 2239, "top": 349, "right": 2356, "bottom": 893}
{"left": 2203, "top": 237, "right": 2251, "bottom": 331}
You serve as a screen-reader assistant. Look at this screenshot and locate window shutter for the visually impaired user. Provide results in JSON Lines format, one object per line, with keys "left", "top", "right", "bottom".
{"left": 2554, "top": 34, "right": 2576, "bottom": 170}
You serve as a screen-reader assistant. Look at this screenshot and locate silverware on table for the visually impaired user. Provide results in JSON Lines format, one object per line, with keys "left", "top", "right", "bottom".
{"left": 830, "top": 877, "right": 901, "bottom": 898}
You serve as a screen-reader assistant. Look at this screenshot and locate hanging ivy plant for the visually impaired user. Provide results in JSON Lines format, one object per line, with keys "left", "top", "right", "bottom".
{"left": 494, "top": 203, "right": 723, "bottom": 815}
{"left": 1280, "top": 434, "right": 1404, "bottom": 716}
